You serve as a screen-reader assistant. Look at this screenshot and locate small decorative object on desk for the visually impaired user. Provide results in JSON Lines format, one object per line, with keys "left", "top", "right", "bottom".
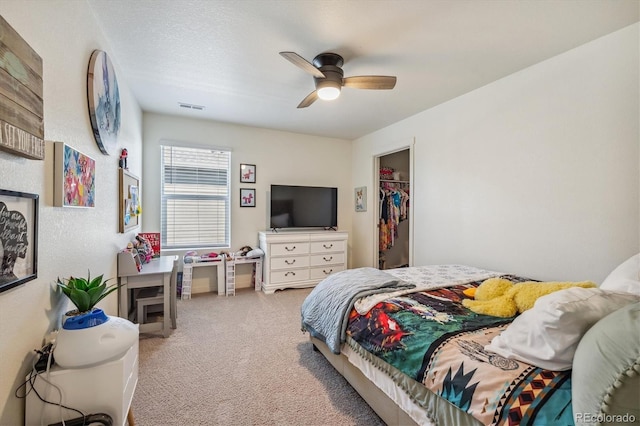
{"left": 237, "top": 245, "right": 252, "bottom": 256}
{"left": 134, "top": 235, "right": 153, "bottom": 263}
{"left": 200, "top": 252, "right": 219, "bottom": 261}
{"left": 183, "top": 250, "right": 198, "bottom": 263}
{"left": 119, "top": 148, "right": 128, "bottom": 169}
{"left": 138, "top": 232, "right": 160, "bottom": 258}
{"left": 124, "top": 244, "right": 142, "bottom": 271}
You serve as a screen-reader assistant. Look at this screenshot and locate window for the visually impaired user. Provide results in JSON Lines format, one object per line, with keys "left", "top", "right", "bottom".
{"left": 161, "top": 145, "right": 230, "bottom": 249}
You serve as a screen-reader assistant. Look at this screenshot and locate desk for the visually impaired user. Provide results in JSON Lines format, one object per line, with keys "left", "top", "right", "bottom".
{"left": 182, "top": 256, "right": 225, "bottom": 299}
{"left": 227, "top": 255, "right": 263, "bottom": 295}
{"left": 118, "top": 254, "right": 177, "bottom": 337}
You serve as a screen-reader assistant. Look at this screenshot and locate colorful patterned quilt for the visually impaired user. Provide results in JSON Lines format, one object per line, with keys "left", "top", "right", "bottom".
{"left": 346, "top": 275, "right": 574, "bottom": 426}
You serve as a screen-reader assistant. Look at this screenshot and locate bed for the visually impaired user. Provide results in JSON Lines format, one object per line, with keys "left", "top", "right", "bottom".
{"left": 301, "top": 258, "right": 640, "bottom": 426}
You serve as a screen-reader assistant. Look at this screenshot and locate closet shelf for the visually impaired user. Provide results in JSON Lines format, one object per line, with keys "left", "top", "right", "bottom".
{"left": 380, "top": 179, "right": 410, "bottom": 184}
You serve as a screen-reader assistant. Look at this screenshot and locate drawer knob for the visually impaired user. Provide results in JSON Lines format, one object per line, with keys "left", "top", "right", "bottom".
{"left": 285, "top": 271, "right": 296, "bottom": 277}
{"left": 285, "top": 259, "right": 296, "bottom": 265}
{"left": 323, "top": 269, "right": 333, "bottom": 275}
{"left": 323, "top": 243, "right": 333, "bottom": 249}
{"left": 285, "top": 246, "right": 296, "bottom": 251}
{"left": 323, "top": 256, "right": 333, "bottom": 262}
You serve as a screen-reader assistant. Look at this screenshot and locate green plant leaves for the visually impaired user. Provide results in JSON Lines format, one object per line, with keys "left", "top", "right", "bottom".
{"left": 69, "top": 288, "right": 91, "bottom": 312}
{"left": 57, "top": 272, "right": 120, "bottom": 314}
{"left": 87, "top": 283, "right": 107, "bottom": 306}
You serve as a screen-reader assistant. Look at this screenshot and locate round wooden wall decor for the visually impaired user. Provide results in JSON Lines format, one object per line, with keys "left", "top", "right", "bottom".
{"left": 87, "top": 50, "right": 121, "bottom": 155}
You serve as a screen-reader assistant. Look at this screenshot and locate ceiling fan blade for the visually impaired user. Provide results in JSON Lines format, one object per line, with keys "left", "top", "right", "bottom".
{"left": 280, "top": 52, "right": 325, "bottom": 78}
{"left": 297, "top": 91, "right": 318, "bottom": 108}
{"left": 342, "top": 76, "right": 397, "bottom": 90}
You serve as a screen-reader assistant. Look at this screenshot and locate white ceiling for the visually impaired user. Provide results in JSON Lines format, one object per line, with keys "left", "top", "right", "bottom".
{"left": 87, "top": 0, "right": 639, "bottom": 140}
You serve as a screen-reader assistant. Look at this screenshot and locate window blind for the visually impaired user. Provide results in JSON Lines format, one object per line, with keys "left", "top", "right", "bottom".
{"left": 161, "top": 145, "right": 230, "bottom": 249}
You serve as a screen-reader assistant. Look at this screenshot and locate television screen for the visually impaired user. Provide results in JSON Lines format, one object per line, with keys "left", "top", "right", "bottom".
{"left": 270, "top": 185, "right": 337, "bottom": 229}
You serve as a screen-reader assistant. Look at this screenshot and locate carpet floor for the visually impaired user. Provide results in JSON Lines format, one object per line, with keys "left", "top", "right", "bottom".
{"left": 131, "top": 288, "right": 385, "bottom": 426}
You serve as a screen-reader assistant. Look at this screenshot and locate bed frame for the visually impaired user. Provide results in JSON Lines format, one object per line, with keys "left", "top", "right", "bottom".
{"left": 310, "top": 336, "right": 419, "bottom": 425}
{"left": 312, "top": 302, "right": 640, "bottom": 426}
{"left": 312, "top": 335, "right": 550, "bottom": 426}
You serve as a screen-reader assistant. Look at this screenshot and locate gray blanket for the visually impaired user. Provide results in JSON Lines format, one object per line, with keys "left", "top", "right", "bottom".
{"left": 301, "top": 267, "right": 415, "bottom": 354}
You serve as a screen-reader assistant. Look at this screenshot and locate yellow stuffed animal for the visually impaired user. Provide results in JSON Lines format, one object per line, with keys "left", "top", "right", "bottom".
{"left": 462, "top": 277, "right": 595, "bottom": 317}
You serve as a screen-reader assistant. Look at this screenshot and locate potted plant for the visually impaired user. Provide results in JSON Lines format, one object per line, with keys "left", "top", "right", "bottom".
{"left": 57, "top": 272, "right": 120, "bottom": 318}
{"left": 54, "top": 271, "right": 138, "bottom": 368}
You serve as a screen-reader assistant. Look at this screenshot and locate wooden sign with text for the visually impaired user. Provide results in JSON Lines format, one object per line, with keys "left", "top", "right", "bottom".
{"left": 0, "top": 15, "right": 44, "bottom": 160}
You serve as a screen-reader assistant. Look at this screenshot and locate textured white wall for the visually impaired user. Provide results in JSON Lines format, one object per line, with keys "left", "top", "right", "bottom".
{"left": 0, "top": 2, "right": 143, "bottom": 424}
{"left": 352, "top": 23, "right": 640, "bottom": 283}
{"left": 142, "top": 113, "right": 352, "bottom": 290}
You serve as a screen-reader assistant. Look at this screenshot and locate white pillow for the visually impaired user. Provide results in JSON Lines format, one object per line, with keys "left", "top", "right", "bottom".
{"left": 600, "top": 253, "right": 639, "bottom": 295}
{"left": 485, "top": 287, "right": 639, "bottom": 371}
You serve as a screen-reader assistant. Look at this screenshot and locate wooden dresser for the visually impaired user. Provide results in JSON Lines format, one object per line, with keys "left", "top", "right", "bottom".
{"left": 259, "top": 231, "right": 348, "bottom": 294}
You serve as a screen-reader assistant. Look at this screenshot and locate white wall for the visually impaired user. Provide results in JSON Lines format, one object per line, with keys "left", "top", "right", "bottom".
{"left": 352, "top": 23, "right": 639, "bottom": 283}
{"left": 0, "top": 2, "right": 143, "bottom": 424}
{"left": 142, "top": 113, "right": 352, "bottom": 290}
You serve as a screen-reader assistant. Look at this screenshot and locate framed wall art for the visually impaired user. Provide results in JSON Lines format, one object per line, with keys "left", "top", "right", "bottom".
{"left": 355, "top": 186, "right": 367, "bottom": 212}
{"left": 53, "top": 142, "right": 96, "bottom": 208}
{"left": 240, "top": 188, "right": 255, "bottom": 207}
{"left": 88, "top": 49, "right": 121, "bottom": 155}
{"left": 119, "top": 169, "right": 141, "bottom": 232}
{"left": 0, "top": 189, "right": 38, "bottom": 293}
{"left": 0, "top": 16, "right": 45, "bottom": 160}
{"left": 240, "top": 164, "right": 256, "bottom": 183}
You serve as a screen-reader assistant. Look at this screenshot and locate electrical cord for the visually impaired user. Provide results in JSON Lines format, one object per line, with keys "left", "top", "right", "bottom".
{"left": 43, "top": 346, "right": 64, "bottom": 426}
{"left": 14, "top": 345, "right": 86, "bottom": 426}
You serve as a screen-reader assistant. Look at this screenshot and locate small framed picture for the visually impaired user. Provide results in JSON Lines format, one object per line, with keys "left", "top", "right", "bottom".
{"left": 240, "top": 188, "right": 256, "bottom": 207}
{"left": 355, "top": 186, "right": 367, "bottom": 212}
{"left": 240, "top": 164, "right": 256, "bottom": 183}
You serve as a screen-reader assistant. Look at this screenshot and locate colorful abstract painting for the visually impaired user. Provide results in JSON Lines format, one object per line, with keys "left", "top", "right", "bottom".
{"left": 54, "top": 142, "right": 96, "bottom": 208}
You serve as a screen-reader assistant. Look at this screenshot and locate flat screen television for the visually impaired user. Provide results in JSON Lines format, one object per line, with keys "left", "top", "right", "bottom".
{"left": 270, "top": 185, "right": 337, "bottom": 229}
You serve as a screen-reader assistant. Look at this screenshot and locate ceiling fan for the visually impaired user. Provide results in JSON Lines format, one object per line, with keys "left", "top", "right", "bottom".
{"left": 279, "top": 51, "right": 397, "bottom": 108}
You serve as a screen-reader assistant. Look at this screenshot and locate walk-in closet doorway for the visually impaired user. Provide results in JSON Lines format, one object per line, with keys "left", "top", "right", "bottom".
{"left": 374, "top": 145, "right": 414, "bottom": 270}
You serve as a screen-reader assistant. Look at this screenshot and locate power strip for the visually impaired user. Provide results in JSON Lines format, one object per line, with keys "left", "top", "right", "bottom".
{"left": 34, "top": 343, "right": 55, "bottom": 373}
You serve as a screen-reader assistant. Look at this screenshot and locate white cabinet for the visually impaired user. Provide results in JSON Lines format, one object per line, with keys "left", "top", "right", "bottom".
{"left": 25, "top": 340, "right": 138, "bottom": 426}
{"left": 259, "top": 231, "right": 348, "bottom": 294}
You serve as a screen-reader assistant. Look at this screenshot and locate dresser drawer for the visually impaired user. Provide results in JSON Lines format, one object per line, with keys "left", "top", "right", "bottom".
{"left": 121, "top": 354, "right": 138, "bottom": 422}
{"left": 310, "top": 240, "right": 345, "bottom": 253}
{"left": 271, "top": 269, "right": 310, "bottom": 284}
{"left": 271, "top": 242, "right": 310, "bottom": 256}
{"left": 310, "top": 265, "right": 345, "bottom": 280}
{"left": 310, "top": 252, "right": 345, "bottom": 267}
{"left": 122, "top": 340, "right": 138, "bottom": 385}
{"left": 271, "top": 256, "right": 310, "bottom": 270}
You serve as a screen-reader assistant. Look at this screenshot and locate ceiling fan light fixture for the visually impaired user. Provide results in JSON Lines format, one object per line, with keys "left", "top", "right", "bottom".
{"left": 316, "top": 79, "right": 341, "bottom": 101}
{"left": 317, "top": 86, "right": 341, "bottom": 101}
{"left": 281, "top": 51, "right": 396, "bottom": 107}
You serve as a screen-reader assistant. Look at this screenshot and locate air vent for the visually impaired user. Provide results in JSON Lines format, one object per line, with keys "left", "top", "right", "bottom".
{"left": 178, "top": 102, "right": 206, "bottom": 111}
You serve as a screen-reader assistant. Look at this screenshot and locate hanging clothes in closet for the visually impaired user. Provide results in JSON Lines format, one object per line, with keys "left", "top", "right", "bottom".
{"left": 379, "top": 182, "right": 410, "bottom": 252}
